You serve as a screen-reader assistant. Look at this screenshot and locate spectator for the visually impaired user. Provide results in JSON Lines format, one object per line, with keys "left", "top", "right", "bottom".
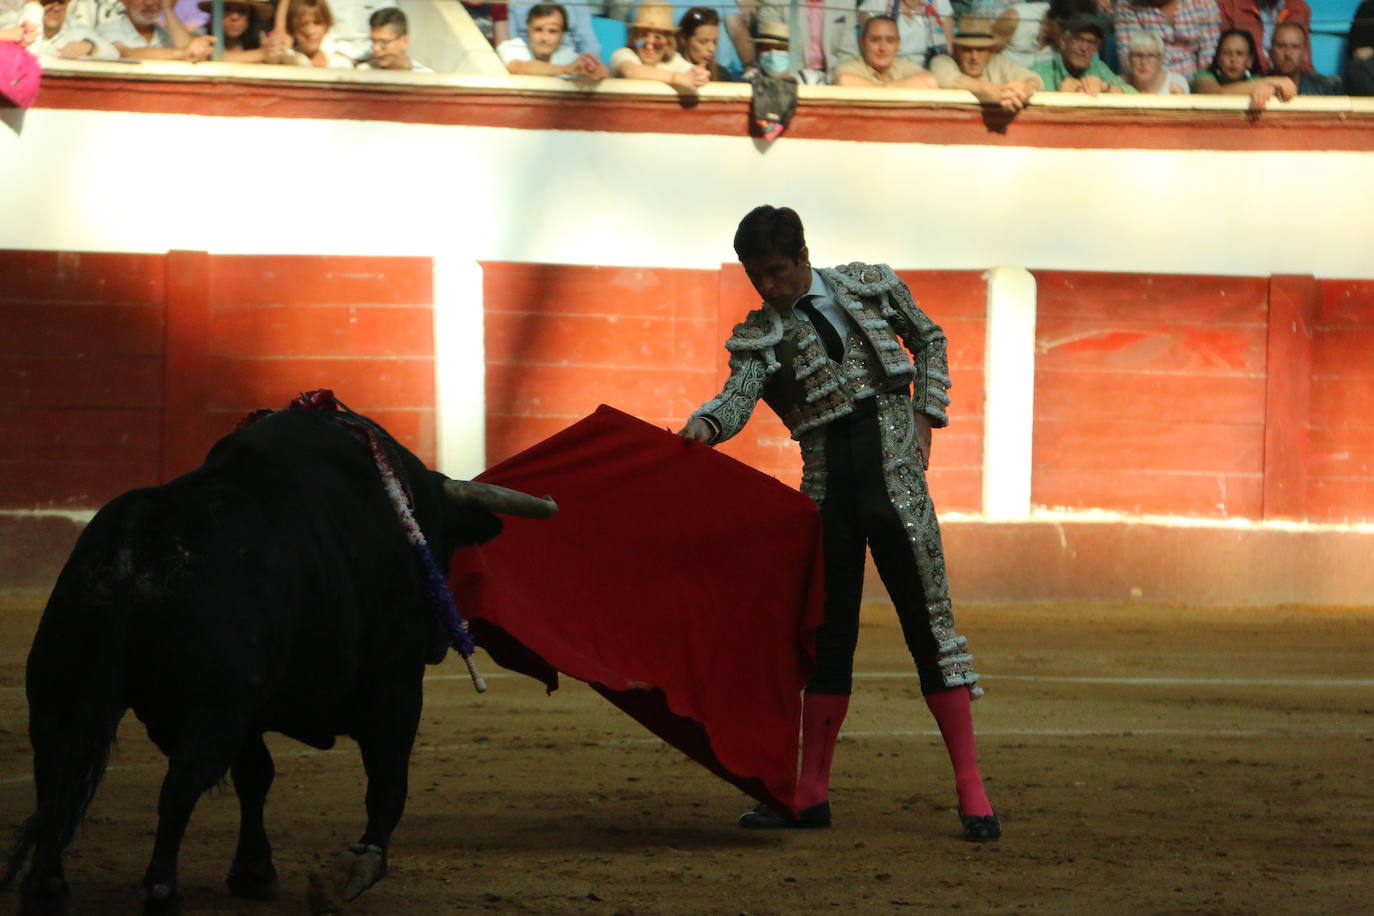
{"left": 1121, "top": 28, "right": 1189, "bottom": 92}
{"left": 98, "top": 0, "right": 215, "bottom": 59}
{"left": 758, "top": 0, "right": 860, "bottom": 84}
{"left": 859, "top": 0, "right": 954, "bottom": 65}
{"left": 969, "top": 0, "right": 1054, "bottom": 68}
{"left": 1031, "top": 9, "right": 1135, "bottom": 92}
{"left": 1267, "top": 21, "right": 1340, "bottom": 93}
{"left": 611, "top": 1, "right": 709, "bottom": 90}
{"left": 747, "top": 13, "right": 791, "bottom": 74}
{"left": 462, "top": 0, "right": 508, "bottom": 48}
{"left": 1217, "top": 0, "right": 1308, "bottom": 73}
{"left": 265, "top": 0, "right": 352, "bottom": 66}
{"left": 511, "top": 0, "right": 598, "bottom": 58}
{"left": 33, "top": 0, "right": 119, "bottom": 58}
{"left": 1349, "top": 0, "right": 1373, "bottom": 95}
{"left": 356, "top": 6, "right": 430, "bottom": 70}
{"left": 1, "top": 0, "right": 41, "bottom": 48}
{"left": 307, "top": 0, "right": 388, "bottom": 64}
{"left": 200, "top": 0, "right": 270, "bottom": 61}
{"left": 678, "top": 6, "right": 729, "bottom": 80}
{"left": 835, "top": 13, "right": 937, "bottom": 84}
{"left": 724, "top": 0, "right": 758, "bottom": 71}
{"left": 1113, "top": 0, "right": 1220, "bottom": 80}
{"left": 929, "top": 14, "right": 1042, "bottom": 108}
{"left": 498, "top": 2, "right": 607, "bottom": 78}
{"left": 1192, "top": 27, "right": 1295, "bottom": 107}
{"left": 745, "top": 18, "right": 797, "bottom": 138}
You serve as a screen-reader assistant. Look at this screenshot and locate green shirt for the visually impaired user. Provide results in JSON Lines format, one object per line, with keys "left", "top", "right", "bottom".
{"left": 1031, "top": 54, "right": 1137, "bottom": 93}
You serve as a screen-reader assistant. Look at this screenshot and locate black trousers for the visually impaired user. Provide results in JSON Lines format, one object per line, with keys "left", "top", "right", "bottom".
{"left": 807, "top": 398, "right": 948, "bottom": 697}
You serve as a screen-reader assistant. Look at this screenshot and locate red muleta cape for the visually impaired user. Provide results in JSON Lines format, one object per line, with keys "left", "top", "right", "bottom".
{"left": 447, "top": 405, "right": 826, "bottom": 818}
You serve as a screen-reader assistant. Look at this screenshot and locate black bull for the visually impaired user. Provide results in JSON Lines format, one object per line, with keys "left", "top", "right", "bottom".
{"left": 2, "top": 407, "right": 556, "bottom": 914}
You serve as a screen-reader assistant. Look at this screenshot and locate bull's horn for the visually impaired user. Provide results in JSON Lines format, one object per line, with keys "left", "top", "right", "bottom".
{"left": 443, "top": 479, "right": 558, "bottom": 519}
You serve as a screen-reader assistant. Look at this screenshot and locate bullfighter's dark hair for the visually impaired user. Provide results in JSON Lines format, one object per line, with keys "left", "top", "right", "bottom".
{"left": 526, "top": 2, "right": 568, "bottom": 29}
{"left": 734, "top": 206, "right": 806, "bottom": 262}
{"left": 370, "top": 6, "right": 408, "bottom": 34}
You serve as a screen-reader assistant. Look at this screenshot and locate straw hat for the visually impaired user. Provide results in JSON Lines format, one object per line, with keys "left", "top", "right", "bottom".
{"left": 752, "top": 19, "right": 790, "bottom": 47}
{"left": 629, "top": 2, "right": 678, "bottom": 32}
{"left": 951, "top": 16, "right": 999, "bottom": 48}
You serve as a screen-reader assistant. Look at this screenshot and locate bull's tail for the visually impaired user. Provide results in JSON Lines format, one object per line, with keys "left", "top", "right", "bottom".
{"left": 2, "top": 533, "right": 135, "bottom": 894}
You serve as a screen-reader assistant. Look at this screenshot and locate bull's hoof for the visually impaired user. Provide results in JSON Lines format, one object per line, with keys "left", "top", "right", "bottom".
{"left": 19, "top": 873, "right": 70, "bottom": 916}
{"left": 329, "top": 843, "right": 387, "bottom": 902}
{"left": 140, "top": 882, "right": 183, "bottom": 916}
{"left": 226, "top": 858, "right": 279, "bottom": 899}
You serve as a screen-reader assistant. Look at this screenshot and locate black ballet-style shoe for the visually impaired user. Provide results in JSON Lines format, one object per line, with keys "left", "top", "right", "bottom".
{"left": 959, "top": 810, "right": 1001, "bottom": 842}
{"left": 738, "top": 801, "right": 832, "bottom": 829}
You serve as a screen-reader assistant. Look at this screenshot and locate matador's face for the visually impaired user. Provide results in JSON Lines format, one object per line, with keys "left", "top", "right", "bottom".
{"left": 740, "top": 247, "right": 811, "bottom": 310}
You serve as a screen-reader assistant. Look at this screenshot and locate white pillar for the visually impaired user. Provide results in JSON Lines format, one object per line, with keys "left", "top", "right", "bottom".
{"left": 432, "top": 256, "right": 487, "bottom": 479}
{"left": 981, "top": 266, "right": 1037, "bottom": 519}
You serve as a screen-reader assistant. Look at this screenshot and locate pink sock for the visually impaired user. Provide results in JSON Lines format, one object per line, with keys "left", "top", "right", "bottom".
{"left": 795, "top": 692, "right": 850, "bottom": 809}
{"left": 925, "top": 686, "right": 993, "bottom": 817}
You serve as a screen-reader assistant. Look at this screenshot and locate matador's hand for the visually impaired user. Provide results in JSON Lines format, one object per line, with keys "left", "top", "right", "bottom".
{"left": 678, "top": 418, "right": 714, "bottom": 443}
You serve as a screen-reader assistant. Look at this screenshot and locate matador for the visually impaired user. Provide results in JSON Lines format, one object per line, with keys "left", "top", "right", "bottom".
{"left": 679, "top": 206, "right": 999, "bottom": 842}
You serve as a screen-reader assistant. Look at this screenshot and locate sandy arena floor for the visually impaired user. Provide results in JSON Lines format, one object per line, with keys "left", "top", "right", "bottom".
{"left": 1, "top": 594, "right": 1371, "bottom": 915}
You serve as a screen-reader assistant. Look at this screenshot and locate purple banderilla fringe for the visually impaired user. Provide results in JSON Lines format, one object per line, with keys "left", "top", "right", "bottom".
{"left": 415, "top": 544, "right": 476, "bottom": 657}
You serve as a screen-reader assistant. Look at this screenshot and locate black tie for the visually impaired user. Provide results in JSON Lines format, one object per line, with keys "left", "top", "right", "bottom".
{"left": 797, "top": 296, "right": 844, "bottom": 361}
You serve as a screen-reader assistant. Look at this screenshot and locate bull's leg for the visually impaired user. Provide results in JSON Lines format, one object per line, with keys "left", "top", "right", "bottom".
{"left": 19, "top": 723, "right": 69, "bottom": 916}
{"left": 329, "top": 681, "right": 422, "bottom": 902}
{"left": 225, "top": 733, "right": 278, "bottom": 900}
{"left": 140, "top": 710, "right": 242, "bottom": 916}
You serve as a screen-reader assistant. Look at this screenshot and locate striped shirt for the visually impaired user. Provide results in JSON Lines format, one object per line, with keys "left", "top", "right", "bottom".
{"left": 1114, "top": 0, "right": 1222, "bottom": 77}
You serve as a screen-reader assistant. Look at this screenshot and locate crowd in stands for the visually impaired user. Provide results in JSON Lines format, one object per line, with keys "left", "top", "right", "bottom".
{"left": 4, "top": 0, "right": 1372, "bottom": 99}
{"left": 1, "top": 0, "right": 433, "bottom": 69}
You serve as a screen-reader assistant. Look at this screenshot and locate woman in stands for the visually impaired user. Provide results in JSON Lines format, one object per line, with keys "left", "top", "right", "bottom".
{"left": 265, "top": 0, "right": 352, "bottom": 67}
{"left": 610, "top": 1, "right": 709, "bottom": 90}
{"left": 1122, "top": 30, "right": 1187, "bottom": 94}
{"left": 200, "top": 0, "right": 271, "bottom": 61}
{"left": 1192, "top": 28, "right": 1296, "bottom": 108}
{"left": 677, "top": 6, "right": 728, "bottom": 81}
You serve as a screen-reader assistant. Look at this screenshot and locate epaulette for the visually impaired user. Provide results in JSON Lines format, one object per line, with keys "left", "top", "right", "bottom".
{"left": 724, "top": 306, "right": 784, "bottom": 352}
{"left": 823, "top": 263, "right": 903, "bottom": 298}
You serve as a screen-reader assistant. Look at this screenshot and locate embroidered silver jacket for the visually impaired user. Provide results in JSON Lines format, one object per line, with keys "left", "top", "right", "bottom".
{"left": 692, "top": 262, "right": 952, "bottom": 443}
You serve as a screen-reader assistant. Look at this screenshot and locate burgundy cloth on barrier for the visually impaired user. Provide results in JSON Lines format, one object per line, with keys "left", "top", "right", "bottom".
{"left": 448, "top": 405, "right": 826, "bottom": 818}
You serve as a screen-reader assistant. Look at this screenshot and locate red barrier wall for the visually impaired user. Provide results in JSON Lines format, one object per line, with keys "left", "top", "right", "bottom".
{"left": 1031, "top": 271, "right": 1270, "bottom": 518}
{"left": 6, "top": 251, "right": 1374, "bottom": 601}
{"left": 1311, "top": 280, "right": 1374, "bottom": 521}
{"left": 8, "top": 253, "right": 1374, "bottom": 523}
{"left": 0, "top": 250, "right": 436, "bottom": 511}
{"left": 481, "top": 263, "right": 986, "bottom": 512}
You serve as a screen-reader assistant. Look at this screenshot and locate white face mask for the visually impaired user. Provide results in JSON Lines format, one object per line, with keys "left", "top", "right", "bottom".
{"left": 759, "top": 49, "right": 791, "bottom": 77}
